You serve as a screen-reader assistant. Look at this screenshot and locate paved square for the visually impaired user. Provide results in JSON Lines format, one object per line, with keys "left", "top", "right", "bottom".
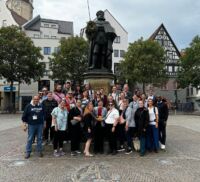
{"left": 0, "top": 114, "right": 200, "bottom": 182}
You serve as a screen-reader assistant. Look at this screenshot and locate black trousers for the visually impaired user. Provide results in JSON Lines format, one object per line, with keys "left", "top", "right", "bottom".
{"left": 94, "top": 122, "right": 105, "bottom": 153}
{"left": 70, "top": 123, "right": 81, "bottom": 152}
{"left": 159, "top": 121, "right": 167, "bottom": 145}
{"left": 53, "top": 129, "right": 65, "bottom": 150}
{"left": 106, "top": 124, "right": 117, "bottom": 152}
{"left": 116, "top": 123, "right": 126, "bottom": 147}
{"left": 44, "top": 118, "right": 54, "bottom": 141}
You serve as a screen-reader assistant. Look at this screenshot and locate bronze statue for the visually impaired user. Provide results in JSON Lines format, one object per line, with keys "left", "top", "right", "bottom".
{"left": 86, "top": 10, "right": 117, "bottom": 72}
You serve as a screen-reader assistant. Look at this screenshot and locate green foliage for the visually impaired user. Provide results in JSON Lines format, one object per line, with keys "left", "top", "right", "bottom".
{"left": 119, "top": 38, "right": 167, "bottom": 92}
{"left": 49, "top": 36, "right": 89, "bottom": 84}
{"left": 0, "top": 26, "right": 44, "bottom": 84}
{"left": 177, "top": 35, "right": 200, "bottom": 88}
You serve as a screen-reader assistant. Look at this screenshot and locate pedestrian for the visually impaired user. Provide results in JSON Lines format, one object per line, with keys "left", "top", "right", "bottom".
{"left": 42, "top": 91, "right": 58, "bottom": 145}
{"left": 105, "top": 101, "right": 119, "bottom": 155}
{"left": 85, "top": 83, "right": 94, "bottom": 101}
{"left": 83, "top": 102, "right": 95, "bottom": 157}
{"left": 146, "top": 98, "right": 159, "bottom": 153}
{"left": 92, "top": 91, "right": 102, "bottom": 107}
{"left": 123, "top": 99, "right": 137, "bottom": 154}
{"left": 53, "top": 84, "right": 65, "bottom": 104}
{"left": 81, "top": 90, "right": 89, "bottom": 111}
{"left": 123, "top": 84, "right": 133, "bottom": 103}
{"left": 157, "top": 97, "right": 169, "bottom": 150}
{"left": 65, "top": 90, "right": 76, "bottom": 112}
{"left": 74, "top": 84, "right": 82, "bottom": 101}
{"left": 68, "top": 100, "right": 83, "bottom": 156}
{"left": 41, "top": 87, "right": 48, "bottom": 102}
{"left": 93, "top": 100, "right": 107, "bottom": 154}
{"left": 51, "top": 99, "right": 68, "bottom": 157}
{"left": 63, "top": 80, "right": 72, "bottom": 95}
{"left": 134, "top": 100, "right": 149, "bottom": 156}
{"left": 22, "top": 95, "right": 45, "bottom": 159}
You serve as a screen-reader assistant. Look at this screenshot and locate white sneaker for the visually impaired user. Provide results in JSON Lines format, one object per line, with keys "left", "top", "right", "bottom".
{"left": 161, "top": 144, "right": 166, "bottom": 150}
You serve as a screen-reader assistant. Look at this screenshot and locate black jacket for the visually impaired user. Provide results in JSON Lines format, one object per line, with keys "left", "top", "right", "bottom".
{"left": 42, "top": 99, "right": 58, "bottom": 120}
{"left": 157, "top": 101, "right": 169, "bottom": 122}
{"left": 134, "top": 107, "right": 149, "bottom": 136}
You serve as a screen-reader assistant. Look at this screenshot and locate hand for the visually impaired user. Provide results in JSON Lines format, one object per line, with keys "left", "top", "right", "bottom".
{"left": 55, "top": 125, "right": 58, "bottom": 131}
{"left": 22, "top": 123, "right": 27, "bottom": 132}
{"left": 155, "top": 122, "right": 158, "bottom": 128}
{"left": 112, "top": 126, "right": 115, "bottom": 133}
{"left": 88, "top": 128, "right": 91, "bottom": 133}
{"left": 125, "top": 124, "right": 128, "bottom": 131}
{"left": 43, "top": 122, "right": 46, "bottom": 129}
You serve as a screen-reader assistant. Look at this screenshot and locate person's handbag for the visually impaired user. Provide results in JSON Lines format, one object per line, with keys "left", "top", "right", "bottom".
{"left": 133, "top": 137, "right": 140, "bottom": 151}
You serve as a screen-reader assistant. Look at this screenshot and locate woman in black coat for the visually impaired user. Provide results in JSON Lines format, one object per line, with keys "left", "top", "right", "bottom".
{"left": 134, "top": 100, "right": 149, "bottom": 156}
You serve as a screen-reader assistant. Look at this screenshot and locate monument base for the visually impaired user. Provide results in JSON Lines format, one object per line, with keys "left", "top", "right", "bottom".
{"left": 84, "top": 71, "right": 115, "bottom": 95}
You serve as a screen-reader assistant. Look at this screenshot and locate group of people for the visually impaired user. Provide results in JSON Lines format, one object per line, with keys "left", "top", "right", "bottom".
{"left": 22, "top": 80, "right": 169, "bottom": 159}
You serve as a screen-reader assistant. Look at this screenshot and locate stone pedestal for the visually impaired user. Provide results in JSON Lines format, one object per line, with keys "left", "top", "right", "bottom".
{"left": 84, "top": 71, "right": 115, "bottom": 95}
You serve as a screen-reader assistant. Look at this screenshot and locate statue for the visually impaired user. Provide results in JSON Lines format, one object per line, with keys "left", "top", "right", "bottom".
{"left": 86, "top": 10, "right": 117, "bottom": 72}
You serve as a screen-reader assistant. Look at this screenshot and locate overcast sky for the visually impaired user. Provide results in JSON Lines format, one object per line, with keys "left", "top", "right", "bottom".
{"left": 33, "top": 0, "right": 200, "bottom": 50}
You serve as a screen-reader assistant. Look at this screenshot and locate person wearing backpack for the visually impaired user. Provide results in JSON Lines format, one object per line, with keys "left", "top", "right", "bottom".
{"left": 146, "top": 98, "right": 159, "bottom": 153}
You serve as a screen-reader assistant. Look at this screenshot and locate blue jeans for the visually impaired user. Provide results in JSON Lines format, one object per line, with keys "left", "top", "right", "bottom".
{"left": 126, "top": 127, "right": 136, "bottom": 149}
{"left": 146, "top": 125, "right": 159, "bottom": 151}
{"left": 26, "top": 124, "right": 43, "bottom": 154}
{"left": 139, "top": 136, "right": 146, "bottom": 155}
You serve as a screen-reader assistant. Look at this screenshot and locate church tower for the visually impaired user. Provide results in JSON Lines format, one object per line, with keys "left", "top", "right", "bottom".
{"left": 6, "top": 0, "right": 33, "bottom": 20}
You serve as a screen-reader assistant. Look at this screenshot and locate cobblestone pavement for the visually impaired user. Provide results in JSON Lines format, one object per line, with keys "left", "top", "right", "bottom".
{"left": 0, "top": 114, "right": 200, "bottom": 182}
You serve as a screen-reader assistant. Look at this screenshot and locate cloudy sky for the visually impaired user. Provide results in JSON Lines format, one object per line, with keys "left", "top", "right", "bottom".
{"left": 33, "top": 0, "right": 200, "bottom": 50}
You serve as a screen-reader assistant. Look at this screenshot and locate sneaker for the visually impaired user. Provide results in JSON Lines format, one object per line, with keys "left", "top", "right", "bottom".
{"left": 75, "top": 150, "right": 81, "bottom": 154}
{"left": 53, "top": 151, "right": 60, "bottom": 157}
{"left": 161, "top": 144, "right": 166, "bottom": 150}
{"left": 59, "top": 150, "right": 66, "bottom": 156}
{"left": 25, "top": 153, "right": 30, "bottom": 159}
{"left": 38, "top": 152, "right": 43, "bottom": 158}
{"left": 117, "top": 146, "right": 125, "bottom": 152}
{"left": 125, "top": 149, "right": 133, "bottom": 155}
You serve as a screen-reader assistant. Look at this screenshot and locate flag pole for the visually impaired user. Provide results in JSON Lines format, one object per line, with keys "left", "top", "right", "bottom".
{"left": 87, "top": 0, "right": 91, "bottom": 20}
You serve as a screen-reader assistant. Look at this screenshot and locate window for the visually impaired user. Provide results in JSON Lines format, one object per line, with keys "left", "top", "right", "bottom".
{"left": 2, "top": 20, "right": 7, "bottom": 27}
{"left": 191, "top": 87, "right": 193, "bottom": 96}
{"left": 168, "top": 66, "right": 172, "bottom": 72}
{"left": 44, "top": 24, "right": 49, "bottom": 28}
{"left": 54, "top": 47, "right": 60, "bottom": 54}
{"left": 33, "top": 34, "right": 40, "bottom": 38}
{"left": 38, "top": 80, "right": 50, "bottom": 91}
{"left": 114, "top": 50, "right": 119, "bottom": 57}
{"left": 44, "top": 35, "right": 49, "bottom": 38}
{"left": 174, "top": 66, "right": 179, "bottom": 72}
{"left": 114, "top": 63, "right": 119, "bottom": 74}
{"left": 120, "top": 50, "right": 125, "bottom": 58}
{"left": 114, "top": 36, "right": 120, "bottom": 43}
{"left": 44, "top": 47, "right": 51, "bottom": 55}
{"left": 51, "top": 24, "right": 56, "bottom": 28}
{"left": 186, "top": 87, "right": 189, "bottom": 97}
{"left": 51, "top": 36, "right": 56, "bottom": 39}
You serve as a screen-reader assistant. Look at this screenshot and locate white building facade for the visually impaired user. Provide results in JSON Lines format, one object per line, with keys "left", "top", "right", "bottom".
{"left": 80, "top": 9, "right": 128, "bottom": 75}
{"left": 0, "top": 0, "right": 74, "bottom": 111}
{"left": 20, "top": 16, "right": 73, "bottom": 110}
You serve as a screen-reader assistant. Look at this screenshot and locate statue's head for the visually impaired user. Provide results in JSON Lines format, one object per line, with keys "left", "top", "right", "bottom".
{"left": 96, "top": 10, "right": 105, "bottom": 21}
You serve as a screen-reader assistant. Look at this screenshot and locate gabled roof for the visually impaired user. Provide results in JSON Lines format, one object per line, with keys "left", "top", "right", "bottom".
{"left": 149, "top": 23, "right": 181, "bottom": 57}
{"left": 10, "top": 9, "right": 28, "bottom": 26}
{"left": 23, "top": 15, "right": 74, "bottom": 35}
{"left": 104, "top": 9, "right": 128, "bottom": 34}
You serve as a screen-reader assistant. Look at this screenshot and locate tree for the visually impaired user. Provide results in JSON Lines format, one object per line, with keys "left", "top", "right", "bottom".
{"left": 177, "top": 35, "right": 200, "bottom": 88}
{"left": 0, "top": 26, "right": 44, "bottom": 112}
{"left": 49, "top": 36, "right": 89, "bottom": 84}
{"left": 119, "top": 38, "right": 167, "bottom": 93}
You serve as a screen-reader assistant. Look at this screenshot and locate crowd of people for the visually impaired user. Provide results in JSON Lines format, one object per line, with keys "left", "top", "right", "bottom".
{"left": 22, "top": 80, "right": 169, "bottom": 159}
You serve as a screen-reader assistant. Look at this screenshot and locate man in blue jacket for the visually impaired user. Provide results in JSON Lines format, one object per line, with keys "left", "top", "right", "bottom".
{"left": 22, "top": 95, "right": 45, "bottom": 159}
